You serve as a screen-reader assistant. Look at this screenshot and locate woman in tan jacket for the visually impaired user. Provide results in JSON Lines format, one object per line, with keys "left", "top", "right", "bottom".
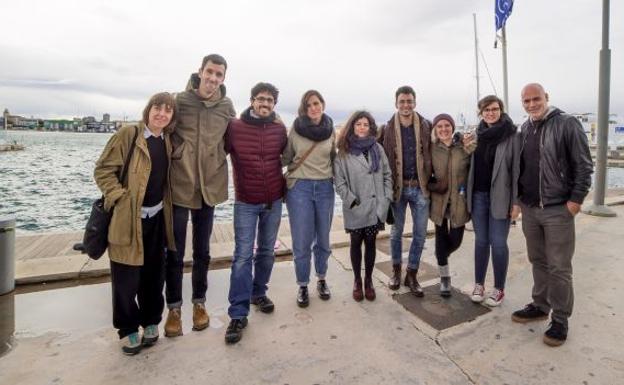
{"left": 94, "top": 92, "right": 176, "bottom": 355}
{"left": 428, "top": 114, "right": 475, "bottom": 297}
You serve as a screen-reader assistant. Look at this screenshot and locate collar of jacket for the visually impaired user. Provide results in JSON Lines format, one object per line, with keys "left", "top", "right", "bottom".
{"left": 184, "top": 73, "right": 228, "bottom": 107}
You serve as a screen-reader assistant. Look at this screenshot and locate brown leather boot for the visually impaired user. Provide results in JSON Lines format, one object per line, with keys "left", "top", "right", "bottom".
{"left": 364, "top": 277, "right": 376, "bottom": 301}
{"left": 164, "top": 308, "right": 183, "bottom": 337}
{"left": 352, "top": 278, "right": 364, "bottom": 302}
{"left": 388, "top": 264, "right": 401, "bottom": 290}
{"left": 192, "top": 303, "right": 210, "bottom": 331}
{"left": 406, "top": 268, "right": 424, "bottom": 297}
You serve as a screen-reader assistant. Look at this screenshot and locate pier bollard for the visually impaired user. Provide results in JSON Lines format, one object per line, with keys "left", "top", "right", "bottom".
{"left": 0, "top": 216, "right": 16, "bottom": 295}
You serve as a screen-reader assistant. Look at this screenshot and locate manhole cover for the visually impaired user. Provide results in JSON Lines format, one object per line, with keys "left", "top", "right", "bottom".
{"left": 394, "top": 285, "right": 491, "bottom": 330}
{"left": 375, "top": 260, "right": 438, "bottom": 282}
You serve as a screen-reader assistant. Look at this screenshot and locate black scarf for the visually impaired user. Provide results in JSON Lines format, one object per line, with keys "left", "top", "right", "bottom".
{"left": 348, "top": 135, "right": 380, "bottom": 173}
{"left": 293, "top": 113, "right": 334, "bottom": 142}
{"left": 477, "top": 113, "right": 516, "bottom": 165}
{"left": 241, "top": 106, "right": 276, "bottom": 125}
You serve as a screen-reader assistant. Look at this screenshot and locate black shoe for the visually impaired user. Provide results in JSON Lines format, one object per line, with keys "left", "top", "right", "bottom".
{"left": 511, "top": 303, "right": 549, "bottom": 323}
{"left": 251, "top": 296, "right": 275, "bottom": 313}
{"left": 317, "top": 280, "right": 331, "bottom": 300}
{"left": 440, "top": 277, "right": 451, "bottom": 297}
{"left": 543, "top": 320, "right": 568, "bottom": 347}
{"left": 225, "top": 317, "right": 248, "bottom": 344}
{"left": 297, "top": 286, "right": 309, "bottom": 308}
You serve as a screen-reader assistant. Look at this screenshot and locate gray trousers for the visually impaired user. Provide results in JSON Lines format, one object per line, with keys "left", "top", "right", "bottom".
{"left": 520, "top": 202, "right": 575, "bottom": 327}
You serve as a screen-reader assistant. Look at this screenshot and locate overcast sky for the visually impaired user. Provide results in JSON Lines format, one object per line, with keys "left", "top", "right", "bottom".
{"left": 1, "top": 0, "right": 622, "bottom": 126}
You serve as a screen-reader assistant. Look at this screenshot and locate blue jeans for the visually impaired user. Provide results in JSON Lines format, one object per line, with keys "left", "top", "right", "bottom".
{"left": 228, "top": 199, "right": 282, "bottom": 319}
{"left": 472, "top": 191, "right": 511, "bottom": 289}
{"left": 390, "top": 186, "right": 430, "bottom": 270}
{"left": 286, "top": 179, "right": 335, "bottom": 286}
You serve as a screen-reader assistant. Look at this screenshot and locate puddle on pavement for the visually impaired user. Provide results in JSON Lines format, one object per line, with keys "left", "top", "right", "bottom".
{"left": 0, "top": 267, "right": 240, "bottom": 357}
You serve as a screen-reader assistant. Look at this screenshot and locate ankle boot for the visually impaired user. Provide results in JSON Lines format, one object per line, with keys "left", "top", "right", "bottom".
{"left": 440, "top": 277, "right": 451, "bottom": 297}
{"left": 438, "top": 264, "right": 451, "bottom": 297}
{"left": 364, "top": 277, "right": 376, "bottom": 301}
{"left": 406, "top": 268, "right": 424, "bottom": 297}
{"left": 388, "top": 264, "right": 401, "bottom": 290}
{"left": 352, "top": 278, "right": 364, "bottom": 302}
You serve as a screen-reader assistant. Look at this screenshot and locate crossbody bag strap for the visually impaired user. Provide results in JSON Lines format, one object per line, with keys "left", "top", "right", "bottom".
{"left": 285, "top": 141, "right": 319, "bottom": 177}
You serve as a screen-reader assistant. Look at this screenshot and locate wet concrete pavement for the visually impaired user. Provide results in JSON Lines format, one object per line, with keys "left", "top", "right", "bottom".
{"left": 1, "top": 203, "right": 624, "bottom": 384}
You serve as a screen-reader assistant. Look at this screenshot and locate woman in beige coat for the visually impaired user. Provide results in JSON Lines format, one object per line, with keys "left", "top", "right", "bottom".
{"left": 428, "top": 114, "right": 475, "bottom": 297}
{"left": 94, "top": 92, "right": 176, "bottom": 355}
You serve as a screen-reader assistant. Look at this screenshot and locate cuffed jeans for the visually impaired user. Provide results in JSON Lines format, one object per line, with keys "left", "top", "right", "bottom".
{"left": 165, "top": 203, "right": 214, "bottom": 308}
{"left": 228, "top": 199, "right": 282, "bottom": 319}
{"left": 520, "top": 202, "right": 575, "bottom": 327}
{"left": 472, "top": 191, "right": 510, "bottom": 290}
{"left": 286, "top": 179, "right": 334, "bottom": 286}
{"left": 390, "top": 186, "right": 430, "bottom": 270}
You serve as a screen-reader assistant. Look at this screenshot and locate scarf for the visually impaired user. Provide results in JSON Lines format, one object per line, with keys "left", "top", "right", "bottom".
{"left": 348, "top": 135, "right": 380, "bottom": 173}
{"left": 477, "top": 113, "right": 516, "bottom": 165}
{"left": 240, "top": 106, "right": 276, "bottom": 125}
{"left": 293, "top": 113, "right": 334, "bottom": 142}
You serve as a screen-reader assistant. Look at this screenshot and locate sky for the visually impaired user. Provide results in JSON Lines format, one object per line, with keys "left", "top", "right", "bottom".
{"left": 1, "top": 0, "right": 622, "bottom": 126}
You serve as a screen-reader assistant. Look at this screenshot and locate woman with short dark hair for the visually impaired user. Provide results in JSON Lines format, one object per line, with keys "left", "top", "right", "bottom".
{"left": 94, "top": 92, "right": 177, "bottom": 355}
{"left": 334, "top": 111, "right": 393, "bottom": 302}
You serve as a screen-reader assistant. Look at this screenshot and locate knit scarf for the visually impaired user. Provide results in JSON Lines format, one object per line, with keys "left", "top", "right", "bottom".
{"left": 476, "top": 113, "right": 516, "bottom": 165}
{"left": 348, "top": 135, "right": 380, "bottom": 173}
{"left": 293, "top": 113, "right": 334, "bottom": 142}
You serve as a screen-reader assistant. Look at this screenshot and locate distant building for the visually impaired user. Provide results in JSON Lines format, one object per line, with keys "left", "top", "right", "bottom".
{"left": 103, "top": 113, "right": 110, "bottom": 123}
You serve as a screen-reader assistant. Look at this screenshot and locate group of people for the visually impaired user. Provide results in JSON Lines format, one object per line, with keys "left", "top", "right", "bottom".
{"left": 93, "top": 53, "right": 593, "bottom": 355}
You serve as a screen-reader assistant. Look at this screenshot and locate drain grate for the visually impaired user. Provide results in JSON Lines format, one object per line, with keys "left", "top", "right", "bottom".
{"left": 393, "top": 285, "right": 491, "bottom": 330}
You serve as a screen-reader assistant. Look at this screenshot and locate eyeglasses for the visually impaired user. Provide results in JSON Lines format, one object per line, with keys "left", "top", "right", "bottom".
{"left": 483, "top": 107, "right": 501, "bottom": 113}
{"left": 254, "top": 96, "right": 275, "bottom": 104}
{"left": 398, "top": 100, "right": 415, "bottom": 105}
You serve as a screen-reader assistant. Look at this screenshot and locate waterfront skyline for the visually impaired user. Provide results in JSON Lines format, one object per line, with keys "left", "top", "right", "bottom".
{"left": 0, "top": 0, "right": 622, "bottom": 126}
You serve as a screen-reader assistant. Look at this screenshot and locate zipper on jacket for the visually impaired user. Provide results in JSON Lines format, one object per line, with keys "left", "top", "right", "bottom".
{"left": 538, "top": 120, "right": 546, "bottom": 209}
{"left": 261, "top": 123, "right": 269, "bottom": 205}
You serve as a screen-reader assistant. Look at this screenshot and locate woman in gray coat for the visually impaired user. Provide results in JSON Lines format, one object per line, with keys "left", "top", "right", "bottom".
{"left": 467, "top": 95, "right": 518, "bottom": 307}
{"left": 334, "top": 111, "right": 393, "bottom": 302}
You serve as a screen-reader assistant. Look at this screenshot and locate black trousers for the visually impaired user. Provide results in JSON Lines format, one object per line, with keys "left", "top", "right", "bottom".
{"left": 110, "top": 211, "right": 166, "bottom": 339}
{"left": 434, "top": 218, "right": 465, "bottom": 266}
{"left": 166, "top": 203, "right": 214, "bottom": 307}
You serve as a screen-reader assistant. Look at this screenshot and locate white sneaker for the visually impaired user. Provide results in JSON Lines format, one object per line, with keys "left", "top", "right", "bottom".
{"left": 484, "top": 288, "right": 505, "bottom": 307}
{"left": 470, "top": 284, "right": 485, "bottom": 303}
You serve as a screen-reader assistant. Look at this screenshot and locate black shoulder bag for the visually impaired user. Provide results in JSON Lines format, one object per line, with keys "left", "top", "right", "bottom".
{"left": 81, "top": 127, "right": 139, "bottom": 259}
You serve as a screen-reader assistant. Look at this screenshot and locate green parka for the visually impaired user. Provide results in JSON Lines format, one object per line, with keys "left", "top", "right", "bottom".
{"left": 429, "top": 140, "right": 476, "bottom": 228}
{"left": 170, "top": 77, "right": 236, "bottom": 209}
{"left": 94, "top": 124, "right": 175, "bottom": 266}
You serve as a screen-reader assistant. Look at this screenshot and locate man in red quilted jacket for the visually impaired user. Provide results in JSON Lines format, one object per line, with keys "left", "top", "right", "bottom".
{"left": 224, "top": 82, "right": 288, "bottom": 344}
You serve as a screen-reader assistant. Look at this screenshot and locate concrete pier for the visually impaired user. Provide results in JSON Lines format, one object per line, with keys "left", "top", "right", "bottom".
{"left": 1, "top": 195, "right": 623, "bottom": 384}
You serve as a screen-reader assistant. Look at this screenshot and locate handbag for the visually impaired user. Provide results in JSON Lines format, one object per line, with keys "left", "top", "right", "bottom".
{"left": 82, "top": 127, "right": 139, "bottom": 259}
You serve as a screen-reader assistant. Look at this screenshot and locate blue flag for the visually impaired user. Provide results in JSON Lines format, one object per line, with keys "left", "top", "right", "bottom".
{"left": 495, "top": 0, "right": 514, "bottom": 31}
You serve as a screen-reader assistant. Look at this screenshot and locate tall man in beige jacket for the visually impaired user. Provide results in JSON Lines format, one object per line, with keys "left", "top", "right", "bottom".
{"left": 164, "top": 54, "right": 236, "bottom": 337}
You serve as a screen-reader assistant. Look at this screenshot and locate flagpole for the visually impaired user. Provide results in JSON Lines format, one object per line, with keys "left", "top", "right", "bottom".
{"left": 583, "top": 0, "right": 616, "bottom": 217}
{"left": 473, "top": 13, "right": 481, "bottom": 105}
{"left": 501, "top": 25, "right": 509, "bottom": 111}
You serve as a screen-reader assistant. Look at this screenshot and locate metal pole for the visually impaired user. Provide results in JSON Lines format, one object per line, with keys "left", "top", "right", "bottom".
{"left": 501, "top": 26, "right": 509, "bottom": 111}
{"left": 473, "top": 13, "right": 481, "bottom": 105}
{"left": 584, "top": 0, "right": 616, "bottom": 217}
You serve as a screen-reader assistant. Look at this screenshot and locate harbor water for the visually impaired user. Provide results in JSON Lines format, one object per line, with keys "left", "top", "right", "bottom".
{"left": 1, "top": 130, "right": 623, "bottom": 234}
